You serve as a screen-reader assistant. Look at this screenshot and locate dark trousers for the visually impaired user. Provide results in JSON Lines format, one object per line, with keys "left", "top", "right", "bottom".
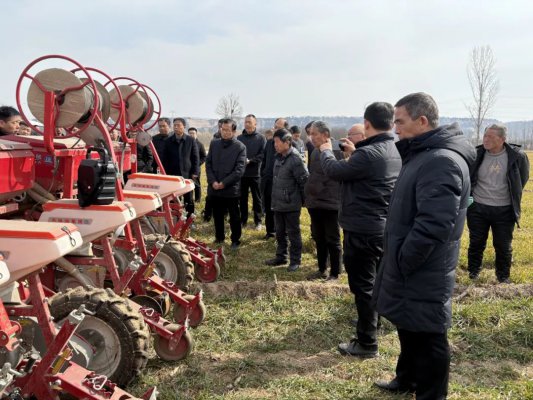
{"left": 183, "top": 191, "right": 194, "bottom": 215}
{"left": 203, "top": 195, "right": 213, "bottom": 221}
{"left": 240, "top": 176, "right": 263, "bottom": 226}
{"left": 193, "top": 172, "right": 202, "bottom": 202}
{"left": 308, "top": 208, "right": 341, "bottom": 277}
{"left": 467, "top": 202, "right": 515, "bottom": 280}
{"left": 274, "top": 210, "right": 302, "bottom": 265}
{"left": 343, "top": 231, "right": 383, "bottom": 349}
{"left": 396, "top": 329, "right": 450, "bottom": 400}
{"left": 212, "top": 196, "right": 241, "bottom": 244}
{"left": 262, "top": 178, "right": 275, "bottom": 235}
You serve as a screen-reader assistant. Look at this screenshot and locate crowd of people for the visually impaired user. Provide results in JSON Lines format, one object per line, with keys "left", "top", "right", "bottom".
{"left": 0, "top": 92, "right": 530, "bottom": 399}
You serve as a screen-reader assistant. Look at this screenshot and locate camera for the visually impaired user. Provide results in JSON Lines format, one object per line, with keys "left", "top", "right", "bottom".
{"left": 338, "top": 142, "right": 345, "bottom": 151}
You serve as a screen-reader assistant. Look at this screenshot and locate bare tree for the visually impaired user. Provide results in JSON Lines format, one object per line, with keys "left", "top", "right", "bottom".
{"left": 467, "top": 45, "right": 499, "bottom": 144}
{"left": 215, "top": 93, "right": 243, "bottom": 119}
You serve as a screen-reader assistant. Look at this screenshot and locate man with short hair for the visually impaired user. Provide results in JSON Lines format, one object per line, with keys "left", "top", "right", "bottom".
{"left": 290, "top": 125, "right": 306, "bottom": 159}
{"left": 320, "top": 103, "right": 401, "bottom": 359}
{"left": 260, "top": 129, "right": 278, "bottom": 239}
{"left": 373, "top": 93, "right": 476, "bottom": 399}
{"left": 238, "top": 114, "right": 266, "bottom": 229}
{"left": 467, "top": 124, "right": 529, "bottom": 283}
{"left": 202, "top": 119, "right": 225, "bottom": 222}
{"left": 162, "top": 118, "right": 199, "bottom": 215}
{"left": 152, "top": 117, "right": 172, "bottom": 172}
{"left": 188, "top": 127, "right": 207, "bottom": 202}
{"left": 0, "top": 106, "right": 22, "bottom": 136}
{"left": 304, "top": 121, "right": 315, "bottom": 162}
{"left": 305, "top": 121, "right": 343, "bottom": 281}
{"left": 206, "top": 119, "right": 247, "bottom": 249}
{"left": 265, "top": 129, "right": 309, "bottom": 271}
{"left": 18, "top": 121, "right": 32, "bottom": 136}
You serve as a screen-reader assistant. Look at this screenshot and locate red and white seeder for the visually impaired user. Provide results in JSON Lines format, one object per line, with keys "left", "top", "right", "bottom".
{"left": 0, "top": 54, "right": 221, "bottom": 398}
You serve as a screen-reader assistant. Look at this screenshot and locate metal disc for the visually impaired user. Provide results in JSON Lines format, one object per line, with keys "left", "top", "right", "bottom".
{"left": 136, "top": 130, "right": 152, "bottom": 147}
{"left": 131, "top": 295, "right": 164, "bottom": 315}
{"left": 27, "top": 68, "right": 91, "bottom": 127}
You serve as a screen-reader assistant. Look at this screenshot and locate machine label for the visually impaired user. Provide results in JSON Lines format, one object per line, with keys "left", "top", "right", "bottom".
{"left": 131, "top": 183, "right": 161, "bottom": 190}
{"left": 48, "top": 217, "right": 93, "bottom": 225}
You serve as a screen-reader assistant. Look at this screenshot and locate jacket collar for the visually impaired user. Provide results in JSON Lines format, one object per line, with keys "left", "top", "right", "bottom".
{"left": 355, "top": 132, "right": 394, "bottom": 149}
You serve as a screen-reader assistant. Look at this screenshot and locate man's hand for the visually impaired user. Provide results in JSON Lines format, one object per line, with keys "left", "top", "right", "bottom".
{"left": 319, "top": 138, "right": 333, "bottom": 152}
{"left": 340, "top": 138, "right": 356, "bottom": 155}
{"left": 192, "top": 174, "right": 198, "bottom": 179}
{"left": 246, "top": 158, "right": 250, "bottom": 164}
{"left": 212, "top": 181, "right": 225, "bottom": 190}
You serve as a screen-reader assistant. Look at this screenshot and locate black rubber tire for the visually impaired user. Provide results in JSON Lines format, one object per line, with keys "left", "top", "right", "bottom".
{"left": 144, "top": 235, "right": 194, "bottom": 292}
{"left": 48, "top": 287, "right": 150, "bottom": 387}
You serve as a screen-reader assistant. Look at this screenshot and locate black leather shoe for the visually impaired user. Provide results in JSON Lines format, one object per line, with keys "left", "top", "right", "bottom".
{"left": 264, "top": 258, "right": 287, "bottom": 266}
{"left": 338, "top": 339, "right": 378, "bottom": 358}
{"left": 374, "top": 378, "right": 415, "bottom": 393}
{"left": 263, "top": 233, "right": 275, "bottom": 240}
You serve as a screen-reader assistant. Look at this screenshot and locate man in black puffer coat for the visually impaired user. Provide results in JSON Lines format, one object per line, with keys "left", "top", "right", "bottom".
{"left": 373, "top": 93, "right": 476, "bottom": 400}
{"left": 206, "top": 119, "right": 247, "bottom": 249}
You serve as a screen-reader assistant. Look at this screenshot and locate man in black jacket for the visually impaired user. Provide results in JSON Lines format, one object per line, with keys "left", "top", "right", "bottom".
{"left": 305, "top": 121, "right": 343, "bottom": 281}
{"left": 152, "top": 117, "right": 172, "bottom": 172}
{"left": 373, "top": 93, "right": 476, "bottom": 400}
{"left": 265, "top": 129, "right": 309, "bottom": 271}
{"left": 467, "top": 124, "right": 529, "bottom": 283}
{"left": 260, "top": 130, "right": 277, "bottom": 239}
{"left": 238, "top": 114, "right": 266, "bottom": 229}
{"left": 162, "top": 118, "right": 199, "bottom": 215}
{"left": 321, "top": 103, "right": 401, "bottom": 358}
{"left": 188, "top": 127, "right": 207, "bottom": 202}
{"left": 205, "top": 118, "right": 247, "bottom": 249}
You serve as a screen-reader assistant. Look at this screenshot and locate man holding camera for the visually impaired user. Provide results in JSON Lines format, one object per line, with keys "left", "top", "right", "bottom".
{"left": 321, "top": 102, "right": 401, "bottom": 358}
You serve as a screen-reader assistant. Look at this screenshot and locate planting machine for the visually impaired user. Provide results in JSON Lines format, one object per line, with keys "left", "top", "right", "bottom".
{"left": 0, "top": 144, "right": 156, "bottom": 398}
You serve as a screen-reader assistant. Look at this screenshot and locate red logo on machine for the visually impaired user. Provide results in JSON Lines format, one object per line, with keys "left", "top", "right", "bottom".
{"left": 131, "top": 183, "right": 160, "bottom": 190}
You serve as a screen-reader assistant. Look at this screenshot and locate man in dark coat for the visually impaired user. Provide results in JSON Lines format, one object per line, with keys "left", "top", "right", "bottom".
{"left": 260, "top": 129, "right": 277, "bottom": 239}
{"left": 202, "top": 120, "right": 224, "bottom": 222}
{"left": 304, "top": 121, "right": 343, "bottom": 281}
{"left": 467, "top": 123, "right": 529, "bottom": 283}
{"left": 188, "top": 127, "right": 207, "bottom": 202}
{"left": 152, "top": 117, "right": 172, "bottom": 172}
{"left": 162, "top": 117, "right": 199, "bottom": 215}
{"left": 320, "top": 104, "right": 401, "bottom": 359}
{"left": 265, "top": 129, "right": 309, "bottom": 271}
{"left": 373, "top": 93, "right": 476, "bottom": 400}
{"left": 205, "top": 118, "right": 247, "bottom": 249}
{"left": 237, "top": 114, "right": 266, "bottom": 229}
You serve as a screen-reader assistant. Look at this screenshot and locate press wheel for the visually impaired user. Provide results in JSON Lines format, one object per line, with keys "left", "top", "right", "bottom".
{"left": 194, "top": 260, "right": 220, "bottom": 283}
{"left": 154, "top": 324, "right": 194, "bottom": 361}
{"left": 172, "top": 294, "right": 206, "bottom": 328}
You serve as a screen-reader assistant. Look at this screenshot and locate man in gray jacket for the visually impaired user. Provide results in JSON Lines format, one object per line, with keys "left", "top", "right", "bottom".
{"left": 321, "top": 102, "right": 401, "bottom": 359}
{"left": 265, "top": 129, "right": 309, "bottom": 271}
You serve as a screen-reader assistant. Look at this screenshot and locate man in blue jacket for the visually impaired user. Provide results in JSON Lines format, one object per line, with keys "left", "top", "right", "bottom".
{"left": 374, "top": 93, "right": 476, "bottom": 400}
{"left": 206, "top": 119, "right": 247, "bottom": 249}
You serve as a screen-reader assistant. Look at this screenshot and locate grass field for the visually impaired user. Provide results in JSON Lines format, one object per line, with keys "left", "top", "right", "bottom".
{"left": 131, "top": 152, "right": 533, "bottom": 400}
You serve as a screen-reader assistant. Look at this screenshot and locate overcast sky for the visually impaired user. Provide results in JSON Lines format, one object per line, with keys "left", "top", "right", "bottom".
{"left": 2, "top": 0, "right": 533, "bottom": 121}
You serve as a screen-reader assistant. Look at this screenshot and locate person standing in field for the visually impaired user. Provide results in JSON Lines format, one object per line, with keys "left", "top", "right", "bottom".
{"left": 467, "top": 123, "right": 529, "bottom": 283}
{"left": 321, "top": 104, "right": 401, "bottom": 358}
{"left": 374, "top": 92, "right": 475, "bottom": 399}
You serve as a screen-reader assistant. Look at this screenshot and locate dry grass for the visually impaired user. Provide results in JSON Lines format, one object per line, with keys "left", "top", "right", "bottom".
{"left": 129, "top": 151, "right": 533, "bottom": 400}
